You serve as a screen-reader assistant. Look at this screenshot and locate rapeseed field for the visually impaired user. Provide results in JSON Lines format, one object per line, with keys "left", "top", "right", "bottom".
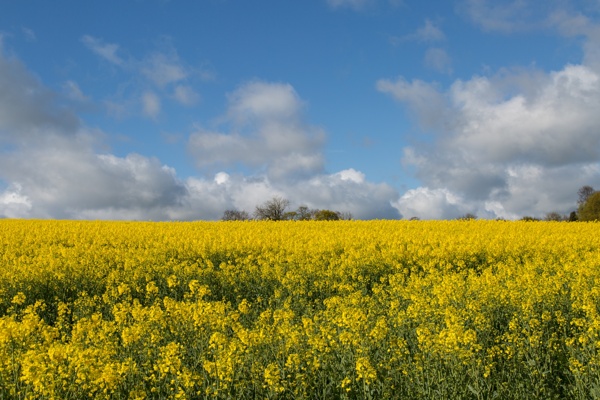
{"left": 1, "top": 219, "right": 599, "bottom": 399}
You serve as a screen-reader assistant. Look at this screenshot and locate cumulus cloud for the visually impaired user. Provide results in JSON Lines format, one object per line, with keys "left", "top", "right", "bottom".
{"left": 288, "top": 169, "right": 400, "bottom": 219}
{"left": 393, "top": 187, "right": 472, "bottom": 220}
{"left": 168, "top": 170, "right": 400, "bottom": 221}
{"left": 189, "top": 81, "right": 326, "bottom": 182}
{"left": 390, "top": 20, "right": 451, "bottom": 76}
{"left": 0, "top": 44, "right": 190, "bottom": 220}
{"left": 227, "top": 81, "right": 304, "bottom": 124}
{"left": 380, "top": 18, "right": 600, "bottom": 219}
{"left": 376, "top": 77, "right": 449, "bottom": 131}
{"left": 0, "top": 184, "right": 32, "bottom": 218}
{"left": 186, "top": 81, "right": 402, "bottom": 219}
{"left": 0, "top": 46, "right": 402, "bottom": 220}
{"left": 0, "top": 54, "right": 79, "bottom": 140}
{"left": 0, "top": 142, "right": 188, "bottom": 219}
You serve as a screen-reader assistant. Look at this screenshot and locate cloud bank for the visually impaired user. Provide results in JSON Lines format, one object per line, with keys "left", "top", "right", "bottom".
{"left": 0, "top": 45, "right": 400, "bottom": 220}
{"left": 380, "top": 4, "right": 600, "bottom": 219}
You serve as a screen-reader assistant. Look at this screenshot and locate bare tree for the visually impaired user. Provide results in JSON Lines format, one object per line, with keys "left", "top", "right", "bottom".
{"left": 544, "top": 212, "right": 565, "bottom": 222}
{"left": 338, "top": 211, "right": 353, "bottom": 220}
{"left": 295, "top": 206, "right": 314, "bottom": 221}
{"left": 222, "top": 209, "right": 251, "bottom": 221}
{"left": 254, "top": 196, "right": 290, "bottom": 221}
{"left": 578, "top": 186, "right": 595, "bottom": 206}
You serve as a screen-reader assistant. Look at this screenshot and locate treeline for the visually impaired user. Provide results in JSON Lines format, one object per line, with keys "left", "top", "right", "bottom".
{"left": 452, "top": 186, "right": 600, "bottom": 222}
{"left": 223, "top": 186, "right": 600, "bottom": 222}
{"left": 516, "top": 185, "right": 600, "bottom": 222}
{"left": 222, "top": 196, "right": 352, "bottom": 221}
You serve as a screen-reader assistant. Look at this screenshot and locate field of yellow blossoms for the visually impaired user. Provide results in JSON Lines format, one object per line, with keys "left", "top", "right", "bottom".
{"left": 1, "top": 219, "right": 600, "bottom": 399}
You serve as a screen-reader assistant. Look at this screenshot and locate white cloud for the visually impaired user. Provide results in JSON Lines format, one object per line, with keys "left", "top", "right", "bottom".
{"left": 63, "top": 80, "right": 90, "bottom": 102}
{"left": 290, "top": 171, "right": 399, "bottom": 219}
{"left": 171, "top": 171, "right": 400, "bottom": 220}
{"left": 142, "top": 91, "right": 161, "bottom": 118}
{"left": 189, "top": 81, "right": 326, "bottom": 182}
{"left": 379, "top": 28, "right": 600, "bottom": 219}
{"left": 394, "top": 19, "right": 446, "bottom": 43}
{"left": 0, "top": 45, "right": 190, "bottom": 220}
{"left": 0, "top": 50, "right": 80, "bottom": 140}
{"left": 448, "top": 65, "right": 600, "bottom": 166}
{"left": 391, "top": 19, "right": 446, "bottom": 46}
{"left": 336, "top": 168, "right": 365, "bottom": 183}
{"left": 0, "top": 47, "right": 402, "bottom": 221}
{"left": 424, "top": 48, "right": 453, "bottom": 74}
{"left": 457, "top": 0, "right": 593, "bottom": 36}
{"left": 417, "top": 19, "right": 446, "bottom": 42}
{"left": 81, "top": 35, "right": 125, "bottom": 66}
{"left": 0, "top": 134, "right": 188, "bottom": 219}
{"left": 0, "top": 184, "right": 32, "bottom": 218}
{"left": 141, "top": 52, "right": 188, "bottom": 88}
{"left": 184, "top": 80, "right": 403, "bottom": 219}
{"left": 393, "top": 187, "right": 471, "bottom": 220}
{"left": 457, "top": 0, "right": 543, "bottom": 33}
{"left": 376, "top": 77, "right": 449, "bottom": 131}
{"left": 327, "top": 0, "right": 372, "bottom": 10}
{"left": 214, "top": 172, "right": 230, "bottom": 185}
{"left": 173, "top": 84, "right": 199, "bottom": 106}
{"left": 227, "top": 81, "right": 303, "bottom": 124}
{"left": 82, "top": 36, "right": 204, "bottom": 119}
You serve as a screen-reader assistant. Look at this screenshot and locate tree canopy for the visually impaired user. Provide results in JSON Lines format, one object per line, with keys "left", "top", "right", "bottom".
{"left": 253, "top": 197, "right": 290, "bottom": 221}
{"left": 578, "top": 191, "right": 600, "bottom": 221}
{"left": 222, "top": 197, "right": 352, "bottom": 222}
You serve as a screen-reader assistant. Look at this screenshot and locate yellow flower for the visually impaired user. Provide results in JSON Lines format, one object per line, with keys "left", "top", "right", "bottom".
{"left": 264, "top": 362, "right": 284, "bottom": 393}
{"left": 355, "top": 357, "right": 376, "bottom": 385}
{"left": 11, "top": 292, "right": 26, "bottom": 306}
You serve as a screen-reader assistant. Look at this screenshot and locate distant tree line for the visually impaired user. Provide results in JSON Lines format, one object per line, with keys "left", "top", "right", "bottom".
{"left": 449, "top": 185, "right": 600, "bottom": 222}
{"left": 222, "top": 196, "right": 352, "bottom": 221}
{"left": 507, "top": 185, "right": 600, "bottom": 222}
{"left": 224, "top": 187, "right": 600, "bottom": 222}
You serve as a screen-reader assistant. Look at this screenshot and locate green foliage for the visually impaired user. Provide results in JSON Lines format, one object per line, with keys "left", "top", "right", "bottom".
{"left": 578, "top": 191, "right": 600, "bottom": 221}
{"left": 313, "top": 209, "right": 341, "bottom": 221}
{"left": 520, "top": 216, "right": 541, "bottom": 222}
{"left": 569, "top": 211, "right": 578, "bottom": 222}
{"left": 295, "top": 206, "right": 314, "bottom": 221}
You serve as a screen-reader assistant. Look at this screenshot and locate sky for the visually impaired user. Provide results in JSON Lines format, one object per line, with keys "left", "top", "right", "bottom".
{"left": 1, "top": 0, "right": 600, "bottom": 220}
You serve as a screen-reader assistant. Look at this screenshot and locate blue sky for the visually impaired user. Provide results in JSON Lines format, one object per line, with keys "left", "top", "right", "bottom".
{"left": 1, "top": 0, "right": 599, "bottom": 220}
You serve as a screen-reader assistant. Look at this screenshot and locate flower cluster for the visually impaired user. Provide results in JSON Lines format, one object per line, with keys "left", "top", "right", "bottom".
{"left": 0, "top": 219, "right": 599, "bottom": 398}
